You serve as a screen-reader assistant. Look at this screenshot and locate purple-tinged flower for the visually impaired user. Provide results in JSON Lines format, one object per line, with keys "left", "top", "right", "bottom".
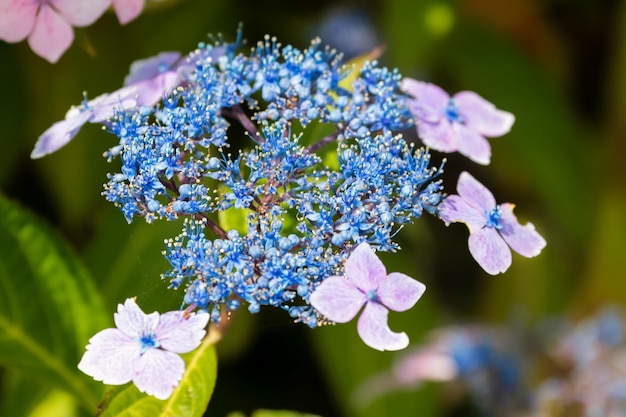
{"left": 309, "top": 242, "right": 426, "bottom": 351}
{"left": 30, "top": 87, "right": 137, "bottom": 159}
{"left": 401, "top": 78, "right": 515, "bottom": 165}
{"left": 439, "top": 171, "right": 546, "bottom": 275}
{"left": 122, "top": 51, "right": 183, "bottom": 106}
{"left": 31, "top": 51, "right": 183, "bottom": 159}
{"left": 77, "top": 298, "right": 209, "bottom": 400}
{"left": 0, "top": 0, "right": 110, "bottom": 63}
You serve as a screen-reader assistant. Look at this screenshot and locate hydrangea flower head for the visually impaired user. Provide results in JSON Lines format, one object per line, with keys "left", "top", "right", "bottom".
{"left": 0, "top": 0, "right": 110, "bottom": 63}
{"left": 77, "top": 298, "right": 209, "bottom": 400}
{"left": 309, "top": 242, "right": 426, "bottom": 351}
{"left": 438, "top": 171, "right": 546, "bottom": 274}
{"left": 401, "top": 78, "right": 515, "bottom": 165}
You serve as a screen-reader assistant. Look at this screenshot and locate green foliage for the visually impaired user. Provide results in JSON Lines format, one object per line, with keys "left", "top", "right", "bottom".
{"left": 0, "top": 194, "right": 108, "bottom": 411}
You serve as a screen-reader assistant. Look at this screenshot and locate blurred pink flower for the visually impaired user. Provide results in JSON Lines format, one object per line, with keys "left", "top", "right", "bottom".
{"left": 0, "top": 0, "right": 110, "bottom": 63}
{"left": 112, "top": 0, "right": 144, "bottom": 25}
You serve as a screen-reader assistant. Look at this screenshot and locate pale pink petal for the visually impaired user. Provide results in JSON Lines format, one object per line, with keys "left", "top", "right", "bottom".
{"left": 454, "top": 91, "right": 515, "bottom": 137}
{"left": 31, "top": 109, "right": 92, "bottom": 158}
{"left": 91, "top": 87, "right": 138, "bottom": 122}
{"left": 133, "top": 348, "right": 185, "bottom": 400}
{"left": 456, "top": 171, "right": 496, "bottom": 213}
{"left": 0, "top": 0, "right": 38, "bottom": 42}
{"left": 417, "top": 118, "right": 458, "bottom": 153}
{"left": 438, "top": 195, "right": 485, "bottom": 233}
{"left": 377, "top": 272, "right": 425, "bottom": 312}
{"left": 114, "top": 298, "right": 159, "bottom": 337}
{"left": 50, "top": 0, "right": 110, "bottom": 26}
{"left": 345, "top": 242, "right": 387, "bottom": 291}
{"left": 468, "top": 227, "right": 512, "bottom": 275}
{"left": 112, "top": 0, "right": 145, "bottom": 25}
{"left": 310, "top": 275, "right": 366, "bottom": 323}
{"left": 499, "top": 203, "right": 546, "bottom": 258}
{"left": 400, "top": 79, "right": 449, "bottom": 120}
{"left": 156, "top": 311, "right": 209, "bottom": 354}
{"left": 357, "top": 302, "right": 409, "bottom": 351}
{"left": 124, "top": 51, "right": 182, "bottom": 86}
{"left": 133, "top": 71, "right": 180, "bottom": 107}
{"left": 77, "top": 328, "right": 141, "bottom": 385}
{"left": 393, "top": 348, "right": 458, "bottom": 384}
{"left": 454, "top": 124, "right": 492, "bottom": 165}
{"left": 27, "top": 4, "right": 73, "bottom": 63}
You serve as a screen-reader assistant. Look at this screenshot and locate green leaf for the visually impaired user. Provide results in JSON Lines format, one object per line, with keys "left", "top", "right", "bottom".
{"left": 0, "top": 194, "right": 109, "bottom": 411}
{"left": 226, "top": 410, "right": 321, "bottom": 417}
{"left": 0, "top": 370, "right": 87, "bottom": 417}
{"left": 251, "top": 410, "right": 321, "bottom": 417}
{"left": 98, "top": 332, "right": 219, "bottom": 417}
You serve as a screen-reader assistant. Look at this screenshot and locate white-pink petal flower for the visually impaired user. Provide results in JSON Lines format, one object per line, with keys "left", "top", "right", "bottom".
{"left": 309, "top": 242, "right": 426, "bottom": 351}
{"left": 439, "top": 171, "right": 546, "bottom": 275}
{"left": 401, "top": 78, "right": 515, "bottom": 165}
{"left": 78, "top": 298, "right": 209, "bottom": 400}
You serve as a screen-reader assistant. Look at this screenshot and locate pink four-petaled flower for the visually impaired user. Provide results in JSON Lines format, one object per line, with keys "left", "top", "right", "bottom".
{"left": 401, "top": 78, "right": 515, "bottom": 165}
{"left": 78, "top": 298, "right": 209, "bottom": 400}
{"left": 438, "top": 171, "right": 546, "bottom": 275}
{"left": 310, "top": 242, "right": 426, "bottom": 351}
{"left": 0, "top": 0, "right": 146, "bottom": 63}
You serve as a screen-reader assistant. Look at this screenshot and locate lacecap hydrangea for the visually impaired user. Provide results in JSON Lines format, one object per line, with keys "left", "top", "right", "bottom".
{"left": 34, "top": 31, "right": 544, "bottom": 354}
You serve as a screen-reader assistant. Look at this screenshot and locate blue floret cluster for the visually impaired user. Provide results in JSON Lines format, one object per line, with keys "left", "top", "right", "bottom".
{"left": 101, "top": 34, "right": 444, "bottom": 326}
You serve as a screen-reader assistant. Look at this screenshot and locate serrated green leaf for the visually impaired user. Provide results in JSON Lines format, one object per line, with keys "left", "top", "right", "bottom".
{"left": 98, "top": 332, "right": 218, "bottom": 417}
{"left": 0, "top": 194, "right": 109, "bottom": 411}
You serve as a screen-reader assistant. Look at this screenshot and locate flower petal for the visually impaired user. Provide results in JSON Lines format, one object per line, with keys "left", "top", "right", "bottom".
{"left": 112, "top": 0, "right": 145, "bottom": 25}
{"left": 456, "top": 171, "right": 496, "bottom": 213}
{"left": 393, "top": 348, "right": 458, "bottom": 384}
{"left": 417, "top": 119, "right": 457, "bottom": 153}
{"left": 114, "top": 298, "right": 159, "bottom": 338}
{"left": 468, "top": 227, "right": 512, "bottom": 275}
{"left": 31, "top": 109, "right": 92, "bottom": 158}
{"left": 27, "top": 4, "right": 73, "bottom": 63}
{"left": 345, "top": 242, "right": 388, "bottom": 291}
{"left": 454, "top": 91, "right": 515, "bottom": 137}
{"left": 132, "top": 71, "right": 180, "bottom": 107}
{"left": 78, "top": 328, "right": 140, "bottom": 385}
{"left": 377, "top": 272, "right": 425, "bottom": 312}
{"left": 50, "top": 0, "right": 110, "bottom": 26}
{"left": 454, "top": 123, "right": 492, "bottom": 165}
{"left": 90, "top": 87, "right": 138, "bottom": 122}
{"left": 156, "top": 311, "right": 209, "bottom": 354}
{"left": 124, "top": 51, "right": 182, "bottom": 86}
{"left": 133, "top": 348, "right": 185, "bottom": 400}
{"left": 438, "top": 195, "right": 485, "bottom": 233}
{"left": 499, "top": 203, "right": 546, "bottom": 258}
{"left": 357, "top": 302, "right": 409, "bottom": 351}
{"left": 310, "top": 275, "right": 366, "bottom": 323}
{"left": 400, "top": 79, "right": 449, "bottom": 120}
{"left": 0, "top": 0, "right": 38, "bottom": 42}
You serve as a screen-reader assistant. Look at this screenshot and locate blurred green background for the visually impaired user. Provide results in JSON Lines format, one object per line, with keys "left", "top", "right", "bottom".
{"left": 0, "top": 0, "right": 624, "bottom": 416}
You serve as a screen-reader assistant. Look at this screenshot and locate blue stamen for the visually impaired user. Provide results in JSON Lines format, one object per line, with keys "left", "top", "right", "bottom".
{"left": 366, "top": 289, "right": 379, "bottom": 302}
{"left": 139, "top": 333, "right": 160, "bottom": 353}
{"left": 444, "top": 98, "right": 464, "bottom": 124}
{"left": 485, "top": 206, "right": 502, "bottom": 229}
